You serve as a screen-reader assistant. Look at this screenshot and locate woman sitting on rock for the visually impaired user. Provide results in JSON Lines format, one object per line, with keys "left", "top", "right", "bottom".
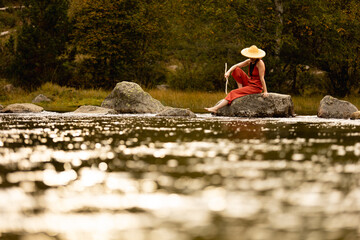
{"left": 205, "top": 45, "right": 268, "bottom": 113}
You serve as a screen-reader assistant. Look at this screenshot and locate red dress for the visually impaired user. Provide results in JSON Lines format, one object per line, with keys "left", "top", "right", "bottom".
{"left": 225, "top": 63, "right": 263, "bottom": 104}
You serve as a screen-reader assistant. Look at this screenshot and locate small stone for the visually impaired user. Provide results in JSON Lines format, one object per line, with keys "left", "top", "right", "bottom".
{"left": 156, "top": 107, "right": 196, "bottom": 117}
{"left": 156, "top": 84, "right": 170, "bottom": 90}
{"left": 1, "top": 103, "right": 43, "bottom": 113}
{"left": 2, "top": 84, "right": 14, "bottom": 92}
{"left": 32, "top": 94, "right": 52, "bottom": 103}
{"left": 73, "top": 105, "right": 117, "bottom": 114}
{"left": 350, "top": 111, "right": 360, "bottom": 120}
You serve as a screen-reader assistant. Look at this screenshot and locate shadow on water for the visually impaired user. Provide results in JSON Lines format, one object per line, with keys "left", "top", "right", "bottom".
{"left": 0, "top": 113, "right": 359, "bottom": 240}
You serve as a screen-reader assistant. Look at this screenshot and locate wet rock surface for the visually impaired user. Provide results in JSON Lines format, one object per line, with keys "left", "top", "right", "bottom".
{"left": 216, "top": 93, "right": 295, "bottom": 117}
{"left": 73, "top": 105, "right": 117, "bottom": 114}
{"left": 318, "top": 95, "right": 358, "bottom": 119}
{"left": 101, "top": 81, "right": 165, "bottom": 113}
{"left": 156, "top": 107, "right": 196, "bottom": 117}
{"left": 1, "top": 103, "right": 43, "bottom": 113}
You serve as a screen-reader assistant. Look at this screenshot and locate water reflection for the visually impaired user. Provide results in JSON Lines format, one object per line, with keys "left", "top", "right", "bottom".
{"left": 0, "top": 114, "right": 359, "bottom": 240}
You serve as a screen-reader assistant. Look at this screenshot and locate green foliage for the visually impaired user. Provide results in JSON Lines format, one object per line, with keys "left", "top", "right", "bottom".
{"left": 0, "top": 11, "right": 17, "bottom": 30}
{"left": 0, "top": 0, "right": 359, "bottom": 97}
{"left": 9, "top": 0, "right": 70, "bottom": 90}
{"left": 0, "top": 35, "right": 15, "bottom": 78}
{"left": 69, "top": 0, "right": 168, "bottom": 89}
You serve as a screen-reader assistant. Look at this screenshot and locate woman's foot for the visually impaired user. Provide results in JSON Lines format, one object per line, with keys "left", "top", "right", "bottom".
{"left": 204, "top": 107, "right": 218, "bottom": 113}
{"left": 205, "top": 99, "right": 228, "bottom": 113}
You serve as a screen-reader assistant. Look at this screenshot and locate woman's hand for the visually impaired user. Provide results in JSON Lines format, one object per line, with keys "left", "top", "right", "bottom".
{"left": 262, "top": 91, "right": 269, "bottom": 98}
{"left": 224, "top": 71, "right": 230, "bottom": 79}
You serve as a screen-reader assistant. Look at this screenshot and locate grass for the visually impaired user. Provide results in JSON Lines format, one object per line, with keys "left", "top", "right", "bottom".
{"left": 0, "top": 81, "right": 359, "bottom": 115}
{"left": 148, "top": 89, "right": 226, "bottom": 113}
{"left": 292, "top": 95, "right": 360, "bottom": 115}
{"left": 0, "top": 82, "right": 110, "bottom": 112}
{"left": 291, "top": 95, "right": 324, "bottom": 115}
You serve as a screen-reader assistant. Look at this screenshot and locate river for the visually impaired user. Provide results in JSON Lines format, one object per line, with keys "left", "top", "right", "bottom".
{"left": 0, "top": 113, "right": 359, "bottom": 240}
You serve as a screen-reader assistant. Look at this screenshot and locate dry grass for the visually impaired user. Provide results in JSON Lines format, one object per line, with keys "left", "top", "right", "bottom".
{"left": 1, "top": 81, "right": 359, "bottom": 114}
{"left": 148, "top": 89, "right": 226, "bottom": 113}
{"left": 291, "top": 95, "right": 324, "bottom": 115}
{"left": 292, "top": 95, "right": 360, "bottom": 115}
{"left": 1, "top": 82, "right": 110, "bottom": 112}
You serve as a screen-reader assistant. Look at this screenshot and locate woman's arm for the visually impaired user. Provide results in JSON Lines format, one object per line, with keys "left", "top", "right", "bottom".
{"left": 257, "top": 60, "right": 268, "bottom": 97}
{"left": 224, "top": 59, "right": 250, "bottom": 78}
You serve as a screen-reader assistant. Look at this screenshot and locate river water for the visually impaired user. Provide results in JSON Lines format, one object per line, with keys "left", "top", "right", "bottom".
{"left": 0, "top": 113, "right": 359, "bottom": 240}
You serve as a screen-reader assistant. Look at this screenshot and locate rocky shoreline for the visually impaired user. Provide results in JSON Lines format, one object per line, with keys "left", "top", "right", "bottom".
{"left": 1, "top": 81, "right": 359, "bottom": 119}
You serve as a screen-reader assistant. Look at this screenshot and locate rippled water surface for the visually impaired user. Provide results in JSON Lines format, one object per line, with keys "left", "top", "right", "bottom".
{"left": 0, "top": 113, "right": 359, "bottom": 240}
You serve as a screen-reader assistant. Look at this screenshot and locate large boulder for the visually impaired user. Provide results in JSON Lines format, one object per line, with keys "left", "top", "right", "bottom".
{"left": 156, "top": 107, "right": 196, "bottom": 117}
{"left": 74, "top": 105, "right": 117, "bottom": 114}
{"left": 216, "top": 93, "right": 295, "bottom": 117}
{"left": 32, "top": 94, "right": 52, "bottom": 103}
{"left": 101, "top": 81, "right": 165, "bottom": 113}
{"left": 318, "top": 95, "right": 358, "bottom": 119}
{"left": 1, "top": 103, "right": 43, "bottom": 113}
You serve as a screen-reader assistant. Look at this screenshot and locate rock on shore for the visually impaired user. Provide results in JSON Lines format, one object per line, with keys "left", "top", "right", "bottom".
{"left": 156, "top": 107, "right": 196, "bottom": 117}
{"left": 318, "top": 95, "right": 358, "bottom": 119}
{"left": 32, "top": 94, "right": 52, "bottom": 103}
{"left": 73, "top": 105, "right": 117, "bottom": 114}
{"left": 216, "top": 93, "right": 295, "bottom": 117}
{"left": 101, "top": 81, "right": 165, "bottom": 113}
{"left": 350, "top": 111, "right": 360, "bottom": 120}
{"left": 1, "top": 103, "right": 43, "bottom": 113}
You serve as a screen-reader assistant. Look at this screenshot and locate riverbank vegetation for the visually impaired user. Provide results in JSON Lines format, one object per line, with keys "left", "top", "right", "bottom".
{"left": 1, "top": 81, "right": 360, "bottom": 114}
{"left": 0, "top": 0, "right": 359, "bottom": 105}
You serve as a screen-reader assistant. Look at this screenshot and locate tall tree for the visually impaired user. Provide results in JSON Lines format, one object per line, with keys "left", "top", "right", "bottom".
{"left": 11, "top": 0, "right": 70, "bottom": 90}
{"left": 70, "top": 0, "right": 168, "bottom": 89}
{"left": 313, "top": 0, "right": 360, "bottom": 97}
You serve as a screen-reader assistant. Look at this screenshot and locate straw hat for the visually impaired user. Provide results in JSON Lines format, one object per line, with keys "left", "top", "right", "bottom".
{"left": 241, "top": 45, "right": 266, "bottom": 58}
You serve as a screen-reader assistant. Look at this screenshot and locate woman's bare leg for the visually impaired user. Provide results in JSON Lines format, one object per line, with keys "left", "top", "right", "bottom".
{"left": 205, "top": 99, "right": 229, "bottom": 113}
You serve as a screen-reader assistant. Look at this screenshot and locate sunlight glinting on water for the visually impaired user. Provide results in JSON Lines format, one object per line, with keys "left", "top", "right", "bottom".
{"left": 0, "top": 114, "right": 360, "bottom": 240}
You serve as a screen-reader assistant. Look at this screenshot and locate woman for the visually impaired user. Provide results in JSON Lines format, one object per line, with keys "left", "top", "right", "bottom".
{"left": 205, "top": 45, "right": 268, "bottom": 113}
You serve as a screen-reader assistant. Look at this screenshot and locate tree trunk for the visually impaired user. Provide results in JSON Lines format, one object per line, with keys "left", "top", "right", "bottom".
{"left": 273, "top": 0, "right": 283, "bottom": 58}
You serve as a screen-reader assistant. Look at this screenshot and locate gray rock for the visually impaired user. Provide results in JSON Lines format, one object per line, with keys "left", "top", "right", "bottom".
{"left": 156, "top": 84, "right": 170, "bottom": 90}
{"left": 101, "top": 81, "right": 165, "bottom": 113}
{"left": 350, "top": 111, "right": 360, "bottom": 120}
{"left": 2, "top": 84, "right": 14, "bottom": 92}
{"left": 216, "top": 93, "right": 295, "bottom": 117}
{"left": 74, "top": 105, "right": 117, "bottom": 114}
{"left": 32, "top": 94, "right": 52, "bottom": 103}
{"left": 318, "top": 95, "right": 358, "bottom": 119}
{"left": 156, "top": 107, "right": 196, "bottom": 117}
{"left": 1, "top": 103, "right": 43, "bottom": 113}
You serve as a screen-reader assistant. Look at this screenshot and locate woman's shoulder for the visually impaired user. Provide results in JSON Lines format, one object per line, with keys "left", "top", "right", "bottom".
{"left": 257, "top": 59, "right": 265, "bottom": 67}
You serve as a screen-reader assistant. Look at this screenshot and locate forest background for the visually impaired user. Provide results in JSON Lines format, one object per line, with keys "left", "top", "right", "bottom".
{"left": 0, "top": 0, "right": 359, "bottom": 99}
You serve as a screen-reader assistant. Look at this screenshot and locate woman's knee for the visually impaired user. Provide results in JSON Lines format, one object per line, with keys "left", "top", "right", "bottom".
{"left": 232, "top": 67, "right": 248, "bottom": 85}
